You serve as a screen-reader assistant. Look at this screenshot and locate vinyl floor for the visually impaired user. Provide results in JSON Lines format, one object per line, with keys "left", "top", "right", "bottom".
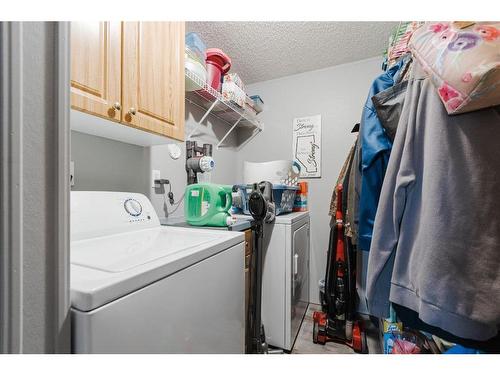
{"left": 291, "top": 303, "right": 382, "bottom": 354}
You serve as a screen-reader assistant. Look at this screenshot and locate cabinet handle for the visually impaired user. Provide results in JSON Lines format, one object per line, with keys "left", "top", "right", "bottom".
{"left": 128, "top": 108, "right": 137, "bottom": 115}
{"left": 112, "top": 102, "right": 121, "bottom": 111}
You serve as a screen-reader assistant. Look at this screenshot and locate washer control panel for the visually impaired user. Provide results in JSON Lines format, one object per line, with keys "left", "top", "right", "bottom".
{"left": 71, "top": 192, "right": 161, "bottom": 241}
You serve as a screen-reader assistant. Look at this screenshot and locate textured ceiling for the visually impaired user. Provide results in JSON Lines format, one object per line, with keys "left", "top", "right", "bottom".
{"left": 187, "top": 22, "right": 399, "bottom": 84}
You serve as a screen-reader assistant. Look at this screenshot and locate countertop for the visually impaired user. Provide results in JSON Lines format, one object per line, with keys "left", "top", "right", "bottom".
{"left": 160, "top": 216, "right": 253, "bottom": 232}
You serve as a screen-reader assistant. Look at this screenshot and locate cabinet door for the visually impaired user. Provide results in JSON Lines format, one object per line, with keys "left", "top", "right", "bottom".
{"left": 122, "top": 22, "right": 185, "bottom": 140}
{"left": 70, "top": 22, "right": 122, "bottom": 121}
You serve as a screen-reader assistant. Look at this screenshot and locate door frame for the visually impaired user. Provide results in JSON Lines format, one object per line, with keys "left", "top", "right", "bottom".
{"left": 0, "top": 21, "right": 71, "bottom": 353}
{"left": 0, "top": 21, "right": 23, "bottom": 354}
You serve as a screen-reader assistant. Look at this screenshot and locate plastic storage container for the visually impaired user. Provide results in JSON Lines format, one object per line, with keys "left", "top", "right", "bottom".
{"left": 185, "top": 33, "right": 208, "bottom": 91}
{"left": 250, "top": 95, "right": 264, "bottom": 113}
{"left": 185, "top": 183, "right": 234, "bottom": 227}
{"left": 224, "top": 73, "right": 245, "bottom": 90}
{"left": 185, "top": 32, "right": 207, "bottom": 66}
{"left": 205, "top": 48, "right": 231, "bottom": 92}
{"left": 222, "top": 73, "right": 246, "bottom": 107}
{"left": 232, "top": 184, "right": 299, "bottom": 216}
{"left": 185, "top": 58, "right": 207, "bottom": 91}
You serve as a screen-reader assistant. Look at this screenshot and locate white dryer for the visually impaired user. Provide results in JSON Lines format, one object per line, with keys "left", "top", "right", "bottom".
{"left": 261, "top": 211, "right": 310, "bottom": 351}
{"left": 70, "top": 191, "right": 245, "bottom": 353}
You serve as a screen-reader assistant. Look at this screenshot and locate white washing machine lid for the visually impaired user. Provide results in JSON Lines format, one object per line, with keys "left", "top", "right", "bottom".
{"left": 71, "top": 226, "right": 244, "bottom": 311}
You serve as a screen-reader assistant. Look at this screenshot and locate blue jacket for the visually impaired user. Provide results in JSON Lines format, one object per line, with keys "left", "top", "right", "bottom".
{"left": 358, "top": 60, "right": 404, "bottom": 252}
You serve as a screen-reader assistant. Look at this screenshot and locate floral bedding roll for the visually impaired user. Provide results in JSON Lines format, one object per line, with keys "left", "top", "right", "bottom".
{"left": 409, "top": 21, "right": 500, "bottom": 115}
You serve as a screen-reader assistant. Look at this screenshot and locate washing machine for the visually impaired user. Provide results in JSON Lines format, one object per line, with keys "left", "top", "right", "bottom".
{"left": 70, "top": 191, "right": 245, "bottom": 353}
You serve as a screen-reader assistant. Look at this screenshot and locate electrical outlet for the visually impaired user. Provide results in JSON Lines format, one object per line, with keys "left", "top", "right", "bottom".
{"left": 151, "top": 169, "right": 161, "bottom": 188}
{"left": 70, "top": 161, "right": 75, "bottom": 187}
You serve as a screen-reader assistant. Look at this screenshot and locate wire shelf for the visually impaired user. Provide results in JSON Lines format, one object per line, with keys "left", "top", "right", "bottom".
{"left": 184, "top": 68, "right": 263, "bottom": 148}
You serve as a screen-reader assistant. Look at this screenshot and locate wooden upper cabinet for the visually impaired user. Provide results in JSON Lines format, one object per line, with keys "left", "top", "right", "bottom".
{"left": 122, "top": 22, "right": 185, "bottom": 141}
{"left": 70, "top": 22, "right": 122, "bottom": 121}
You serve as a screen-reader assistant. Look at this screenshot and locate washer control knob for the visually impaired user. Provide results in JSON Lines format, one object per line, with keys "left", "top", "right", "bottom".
{"left": 124, "top": 198, "right": 142, "bottom": 217}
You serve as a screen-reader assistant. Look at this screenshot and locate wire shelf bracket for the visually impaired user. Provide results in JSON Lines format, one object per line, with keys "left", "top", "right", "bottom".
{"left": 186, "top": 99, "right": 219, "bottom": 140}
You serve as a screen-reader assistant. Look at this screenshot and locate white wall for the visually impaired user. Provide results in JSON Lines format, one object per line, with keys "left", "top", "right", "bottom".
{"left": 71, "top": 130, "right": 150, "bottom": 194}
{"left": 238, "top": 57, "right": 382, "bottom": 304}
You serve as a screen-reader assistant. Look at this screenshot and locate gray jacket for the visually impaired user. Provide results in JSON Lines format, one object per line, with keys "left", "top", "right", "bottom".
{"left": 366, "top": 62, "right": 500, "bottom": 341}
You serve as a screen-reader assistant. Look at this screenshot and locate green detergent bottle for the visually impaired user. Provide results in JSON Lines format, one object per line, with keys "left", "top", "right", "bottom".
{"left": 185, "top": 183, "right": 235, "bottom": 227}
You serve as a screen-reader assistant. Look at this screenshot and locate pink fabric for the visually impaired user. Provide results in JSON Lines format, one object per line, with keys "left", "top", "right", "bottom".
{"left": 409, "top": 22, "right": 500, "bottom": 115}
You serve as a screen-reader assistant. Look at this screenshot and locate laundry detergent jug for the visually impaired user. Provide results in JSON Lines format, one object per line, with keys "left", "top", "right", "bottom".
{"left": 185, "top": 183, "right": 235, "bottom": 227}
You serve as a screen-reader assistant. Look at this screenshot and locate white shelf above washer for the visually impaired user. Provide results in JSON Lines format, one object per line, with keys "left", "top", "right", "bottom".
{"left": 184, "top": 68, "right": 263, "bottom": 149}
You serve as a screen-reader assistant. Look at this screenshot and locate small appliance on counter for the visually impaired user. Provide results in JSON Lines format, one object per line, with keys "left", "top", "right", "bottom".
{"left": 185, "top": 183, "right": 235, "bottom": 227}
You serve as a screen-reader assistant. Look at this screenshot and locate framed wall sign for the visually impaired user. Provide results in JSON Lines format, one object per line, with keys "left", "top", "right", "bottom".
{"left": 293, "top": 115, "right": 321, "bottom": 178}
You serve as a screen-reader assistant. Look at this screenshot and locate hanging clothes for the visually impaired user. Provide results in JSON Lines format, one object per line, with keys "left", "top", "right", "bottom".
{"left": 372, "top": 80, "right": 409, "bottom": 143}
{"left": 346, "top": 138, "right": 360, "bottom": 245}
{"left": 328, "top": 144, "right": 355, "bottom": 218}
{"left": 327, "top": 133, "right": 361, "bottom": 247}
{"left": 366, "top": 61, "right": 500, "bottom": 341}
{"left": 357, "top": 57, "right": 407, "bottom": 252}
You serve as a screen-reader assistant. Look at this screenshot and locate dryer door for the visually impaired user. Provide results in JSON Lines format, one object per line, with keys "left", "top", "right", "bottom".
{"left": 290, "top": 222, "right": 309, "bottom": 345}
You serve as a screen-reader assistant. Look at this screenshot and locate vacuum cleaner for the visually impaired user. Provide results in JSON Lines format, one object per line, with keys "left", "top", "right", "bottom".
{"left": 247, "top": 181, "right": 275, "bottom": 354}
{"left": 185, "top": 140, "right": 215, "bottom": 185}
{"left": 312, "top": 183, "right": 368, "bottom": 353}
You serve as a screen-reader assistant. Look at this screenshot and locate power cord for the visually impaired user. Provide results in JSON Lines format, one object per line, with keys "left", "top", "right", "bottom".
{"left": 155, "top": 179, "right": 175, "bottom": 204}
{"left": 155, "top": 179, "right": 185, "bottom": 215}
{"left": 164, "top": 193, "right": 185, "bottom": 216}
